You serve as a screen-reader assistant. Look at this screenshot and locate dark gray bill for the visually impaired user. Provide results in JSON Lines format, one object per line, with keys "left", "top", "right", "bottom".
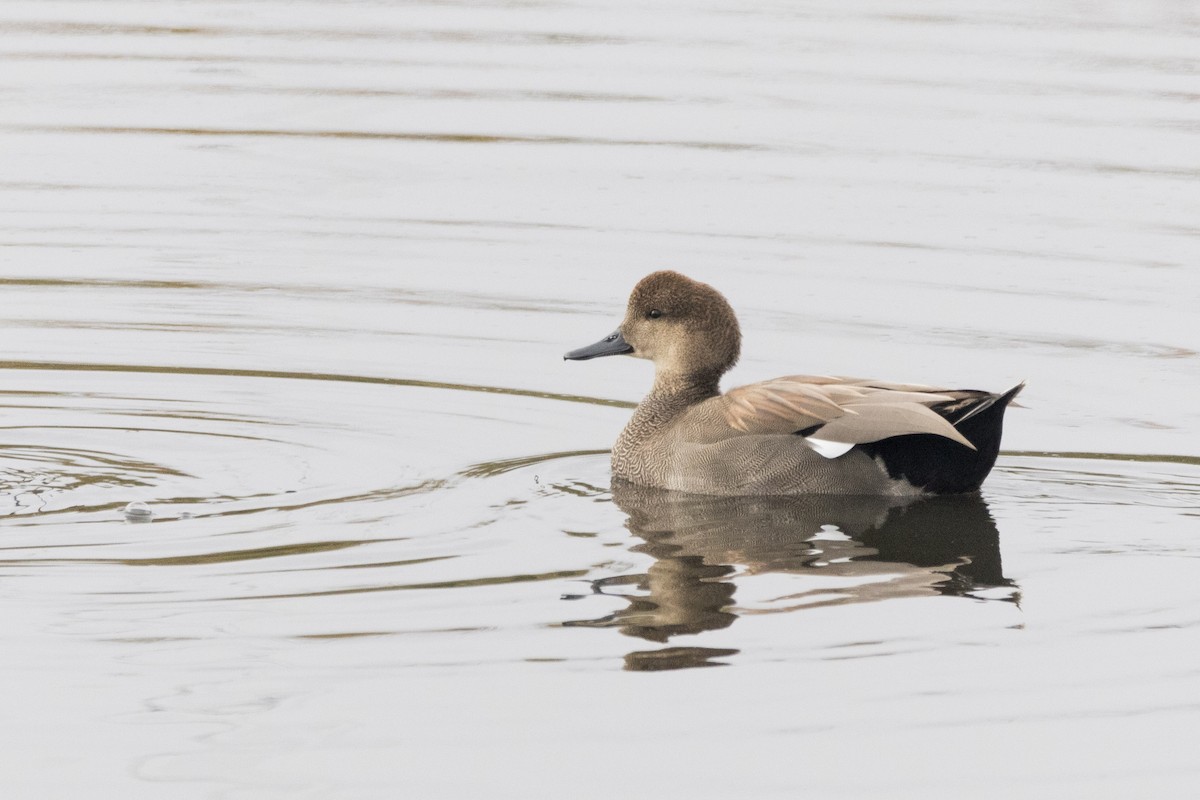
{"left": 563, "top": 329, "right": 633, "bottom": 360}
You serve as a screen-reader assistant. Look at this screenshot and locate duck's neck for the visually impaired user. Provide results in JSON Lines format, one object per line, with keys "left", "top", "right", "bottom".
{"left": 647, "top": 367, "right": 722, "bottom": 408}
{"left": 613, "top": 368, "right": 721, "bottom": 480}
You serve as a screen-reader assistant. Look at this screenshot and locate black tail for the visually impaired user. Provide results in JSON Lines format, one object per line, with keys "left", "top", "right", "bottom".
{"left": 859, "top": 382, "right": 1024, "bottom": 494}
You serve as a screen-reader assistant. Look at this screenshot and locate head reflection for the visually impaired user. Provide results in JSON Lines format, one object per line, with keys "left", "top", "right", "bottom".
{"left": 564, "top": 480, "right": 1015, "bottom": 671}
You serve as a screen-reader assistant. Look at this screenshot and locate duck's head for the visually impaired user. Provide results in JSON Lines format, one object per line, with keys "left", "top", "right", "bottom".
{"left": 564, "top": 271, "right": 741, "bottom": 385}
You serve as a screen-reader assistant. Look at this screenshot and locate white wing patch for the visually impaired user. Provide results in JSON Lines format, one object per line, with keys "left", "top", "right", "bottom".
{"left": 804, "top": 438, "right": 856, "bottom": 459}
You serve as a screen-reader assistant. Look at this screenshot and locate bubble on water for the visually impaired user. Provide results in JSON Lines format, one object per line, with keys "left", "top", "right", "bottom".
{"left": 123, "top": 501, "right": 153, "bottom": 522}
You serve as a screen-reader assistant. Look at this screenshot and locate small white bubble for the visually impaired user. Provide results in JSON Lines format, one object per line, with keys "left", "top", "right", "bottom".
{"left": 123, "top": 501, "right": 153, "bottom": 522}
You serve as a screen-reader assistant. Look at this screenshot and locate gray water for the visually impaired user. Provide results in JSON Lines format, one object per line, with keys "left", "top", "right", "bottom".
{"left": 2, "top": 1, "right": 1199, "bottom": 797}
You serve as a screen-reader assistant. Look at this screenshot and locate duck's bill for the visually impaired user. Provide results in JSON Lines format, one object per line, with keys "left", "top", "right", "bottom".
{"left": 563, "top": 329, "right": 633, "bottom": 360}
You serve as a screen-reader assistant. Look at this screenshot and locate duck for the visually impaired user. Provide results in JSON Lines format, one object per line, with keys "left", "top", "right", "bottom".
{"left": 564, "top": 270, "right": 1023, "bottom": 496}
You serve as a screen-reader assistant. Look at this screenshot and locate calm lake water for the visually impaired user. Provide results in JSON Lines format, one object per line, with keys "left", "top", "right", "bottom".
{"left": 2, "top": 1, "right": 1199, "bottom": 797}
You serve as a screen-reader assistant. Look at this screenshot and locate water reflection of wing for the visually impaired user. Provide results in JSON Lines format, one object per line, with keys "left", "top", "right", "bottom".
{"left": 563, "top": 480, "right": 1013, "bottom": 668}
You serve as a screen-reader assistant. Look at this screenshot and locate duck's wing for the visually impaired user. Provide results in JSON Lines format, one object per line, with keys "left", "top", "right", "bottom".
{"left": 721, "top": 376, "right": 980, "bottom": 450}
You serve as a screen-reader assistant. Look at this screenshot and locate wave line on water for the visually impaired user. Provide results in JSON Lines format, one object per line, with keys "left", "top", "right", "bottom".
{"left": 0, "top": 538, "right": 395, "bottom": 568}
{"left": 0, "top": 20, "right": 634, "bottom": 46}
{"left": 460, "top": 449, "right": 611, "bottom": 479}
{"left": 5, "top": 124, "right": 769, "bottom": 153}
{"left": 0, "top": 360, "right": 636, "bottom": 410}
{"left": 1003, "top": 451, "right": 1200, "bottom": 467}
{"left": 217, "top": 568, "right": 591, "bottom": 601}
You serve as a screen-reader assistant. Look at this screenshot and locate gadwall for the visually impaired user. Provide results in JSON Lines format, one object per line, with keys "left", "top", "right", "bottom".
{"left": 565, "top": 270, "right": 1023, "bottom": 496}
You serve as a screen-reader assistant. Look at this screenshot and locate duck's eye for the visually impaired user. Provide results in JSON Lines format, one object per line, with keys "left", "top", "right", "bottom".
{"left": 648, "top": 309, "right": 662, "bottom": 319}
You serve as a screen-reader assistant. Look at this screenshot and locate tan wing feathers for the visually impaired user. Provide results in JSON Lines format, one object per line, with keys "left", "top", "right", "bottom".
{"left": 779, "top": 375, "right": 981, "bottom": 397}
{"left": 807, "top": 402, "right": 975, "bottom": 449}
{"left": 721, "top": 376, "right": 976, "bottom": 448}
{"left": 724, "top": 379, "right": 845, "bottom": 433}
{"left": 842, "top": 390, "right": 957, "bottom": 406}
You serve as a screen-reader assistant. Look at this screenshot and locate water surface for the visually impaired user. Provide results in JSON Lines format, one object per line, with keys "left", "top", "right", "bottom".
{"left": 2, "top": 1, "right": 1199, "bottom": 797}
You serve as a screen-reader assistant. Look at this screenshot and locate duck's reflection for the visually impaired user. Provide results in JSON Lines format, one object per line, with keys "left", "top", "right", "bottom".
{"left": 564, "top": 480, "right": 1015, "bottom": 671}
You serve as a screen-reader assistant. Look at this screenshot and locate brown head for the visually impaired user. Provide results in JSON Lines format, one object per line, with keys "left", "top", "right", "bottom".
{"left": 564, "top": 271, "right": 742, "bottom": 391}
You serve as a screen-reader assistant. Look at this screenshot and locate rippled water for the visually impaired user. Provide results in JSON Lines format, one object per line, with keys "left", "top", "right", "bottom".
{"left": 2, "top": 1, "right": 1199, "bottom": 797}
